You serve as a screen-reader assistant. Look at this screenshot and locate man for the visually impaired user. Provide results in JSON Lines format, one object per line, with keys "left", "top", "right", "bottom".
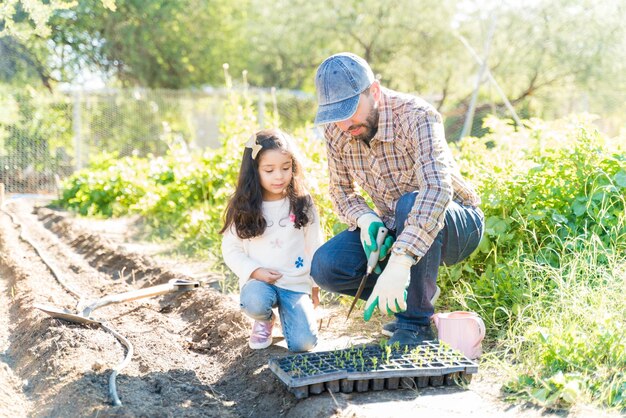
{"left": 310, "top": 52, "right": 484, "bottom": 345}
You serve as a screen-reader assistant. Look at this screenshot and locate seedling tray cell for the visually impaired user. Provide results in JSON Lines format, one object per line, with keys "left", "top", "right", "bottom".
{"left": 269, "top": 341, "right": 478, "bottom": 398}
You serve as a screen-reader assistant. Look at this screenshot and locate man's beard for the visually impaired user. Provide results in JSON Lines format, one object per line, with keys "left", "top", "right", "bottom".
{"left": 349, "top": 106, "right": 379, "bottom": 144}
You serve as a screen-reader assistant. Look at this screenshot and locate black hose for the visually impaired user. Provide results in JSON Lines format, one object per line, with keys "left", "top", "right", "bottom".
{"left": 100, "top": 322, "right": 134, "bottom": 406}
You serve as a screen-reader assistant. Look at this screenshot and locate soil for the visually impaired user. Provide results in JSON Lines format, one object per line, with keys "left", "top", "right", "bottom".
{"left": 0, "top": 196, "right": 621, "bottom": 418}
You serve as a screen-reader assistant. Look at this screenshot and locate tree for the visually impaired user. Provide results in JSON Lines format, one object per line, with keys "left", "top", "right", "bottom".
{"left": 0, "top": 0, "right": 115, "bottom": 40}
{"left": 3, "top": 0, "right": 624, "bottom": 132}
{"left": 49, "top": 0, "right": 250, "bottom": 88}
{"left": 444, "top": 0, "right": 626, "bottom": 135}
{"left": 0, "top": 0, "right": 116, "bottom": 89}
{"left": 0, "top": 36, "right": 52, "bottom": 89}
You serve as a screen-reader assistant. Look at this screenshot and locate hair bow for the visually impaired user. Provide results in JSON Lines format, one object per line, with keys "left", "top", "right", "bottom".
{"left": 245, "top": 135, "right": 263, "bottom": 159}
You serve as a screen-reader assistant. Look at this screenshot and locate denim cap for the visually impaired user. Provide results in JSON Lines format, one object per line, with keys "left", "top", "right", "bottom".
{"left": 314, "top": 52, "right": 375, "bottom": 125}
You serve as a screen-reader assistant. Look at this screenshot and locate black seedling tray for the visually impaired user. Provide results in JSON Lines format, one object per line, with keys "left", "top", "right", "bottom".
{"left": 269, "top": 340, "right": 478, "bottom": 399}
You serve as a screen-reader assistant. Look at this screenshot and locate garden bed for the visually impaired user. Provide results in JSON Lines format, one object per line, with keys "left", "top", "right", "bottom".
{"left": 0, "top": 196, "right": 618, "bottom": 418}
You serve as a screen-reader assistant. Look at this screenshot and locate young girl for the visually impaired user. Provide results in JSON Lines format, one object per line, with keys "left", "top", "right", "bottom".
{"left": 220, "top": 129, "right": 322, "bottom": 352}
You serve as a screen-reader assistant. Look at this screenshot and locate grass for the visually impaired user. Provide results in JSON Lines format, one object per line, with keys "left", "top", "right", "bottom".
{"left": 460, "top": 230, "right": 626, "bottom": 411}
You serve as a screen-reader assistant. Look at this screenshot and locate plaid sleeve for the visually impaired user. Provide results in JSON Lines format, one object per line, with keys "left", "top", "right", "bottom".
{"left": 396, "top": 108, "right": 453, "bottom": 258}
{"left": 325, "top": 128, "right": 373, "bottom": 228}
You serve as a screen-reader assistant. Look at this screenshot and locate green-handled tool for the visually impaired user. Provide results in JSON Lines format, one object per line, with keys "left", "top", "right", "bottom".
{"left": 346, "top": 227, "right": 389, "bottom": 320}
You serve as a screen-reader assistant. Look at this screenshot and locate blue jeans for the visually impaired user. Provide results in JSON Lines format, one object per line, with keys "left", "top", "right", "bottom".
{"left": 240, "top": 280, "right": 318, "bottom": 352}
{"left": 311, "top": 192, "right": 484, "bottom": 331}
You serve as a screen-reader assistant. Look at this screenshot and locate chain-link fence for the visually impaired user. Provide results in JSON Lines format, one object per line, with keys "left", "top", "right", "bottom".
{"left": 1, "top": 84, "right": 623, "bottom": 194}
{"left": 0, "top": 90, "right": 72, "bottom": 194}
{"left": 0, "top": 86, "right": 317, "bottom": 194}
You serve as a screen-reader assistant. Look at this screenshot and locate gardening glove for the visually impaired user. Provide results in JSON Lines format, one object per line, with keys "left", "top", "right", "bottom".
{"left": 357, "top": 213, "right": 394, "bottom": 274}
{"left": 363, "top": 253, "right": 412, "bottom": 321}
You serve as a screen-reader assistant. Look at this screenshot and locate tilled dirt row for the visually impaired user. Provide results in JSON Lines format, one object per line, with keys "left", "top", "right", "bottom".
{"left": 1, "top": 198, "right": 618, "bottom": 418}
{"left": 0, "top": 198, "right": 319, "bottom": 417}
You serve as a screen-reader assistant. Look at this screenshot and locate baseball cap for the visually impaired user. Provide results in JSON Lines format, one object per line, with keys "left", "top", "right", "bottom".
{"left": 314, "top": 52, "right": 375, "bottom": 125}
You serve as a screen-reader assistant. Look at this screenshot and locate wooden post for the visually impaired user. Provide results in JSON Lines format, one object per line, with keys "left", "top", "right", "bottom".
{"left": 0, "top": 182, "right": 5, "bottom": 206}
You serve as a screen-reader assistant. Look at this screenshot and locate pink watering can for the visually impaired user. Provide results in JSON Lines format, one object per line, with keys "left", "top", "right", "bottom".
{"left": 432, "top": 311, "right": 485, "bottom": 360}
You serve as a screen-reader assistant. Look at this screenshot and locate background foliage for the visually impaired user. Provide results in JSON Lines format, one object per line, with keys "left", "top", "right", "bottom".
{"left": 2, "top": 1, "right": 625, "bottom": 135}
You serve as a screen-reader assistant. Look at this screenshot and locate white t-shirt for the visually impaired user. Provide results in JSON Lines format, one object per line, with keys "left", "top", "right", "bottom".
{"left": 221, "top": 197, "right": 323, "bottom": 294}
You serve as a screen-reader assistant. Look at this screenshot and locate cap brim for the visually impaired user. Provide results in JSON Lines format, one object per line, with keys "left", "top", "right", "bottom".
{"left": 314, "top": 95, "right": 360, "bottom": 126}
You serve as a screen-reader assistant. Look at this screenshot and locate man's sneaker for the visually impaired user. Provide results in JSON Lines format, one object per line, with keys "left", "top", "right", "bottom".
{"left": 249, "top": 316, "right": 275, "bottom": 349}
{"left": 381, "top": 320, "right": 397, "bottom": 337}
{"left": 381, "top": 285, "right": 441, "bottom": 337}
{"left": 388, "top": 325, "right": 436, "bottom": 346}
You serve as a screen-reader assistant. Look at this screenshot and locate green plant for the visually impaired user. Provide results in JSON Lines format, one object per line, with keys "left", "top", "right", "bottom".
{"left": 497, "top": 236, "right": 626, "bottom": 410}
{"left": 371, "top": 357, "right": 378, "bottom": 370}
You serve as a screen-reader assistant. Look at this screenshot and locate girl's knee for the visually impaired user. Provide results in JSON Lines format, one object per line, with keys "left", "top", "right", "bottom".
{"left": 240, "top": 297, "right": 273, "bottom": 321}
{"left": 240, "top": 281, "right": 275, "bottom": 320}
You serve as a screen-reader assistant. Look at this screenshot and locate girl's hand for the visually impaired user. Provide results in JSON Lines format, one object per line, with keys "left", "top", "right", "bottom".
{"left": 312, "top": 286, "right": 320, "bottom": 308}
{"left": 250, "top": 268, "right": 282, "bottom": 283}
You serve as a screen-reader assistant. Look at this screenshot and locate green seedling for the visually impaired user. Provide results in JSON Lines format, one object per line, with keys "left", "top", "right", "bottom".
{"left": 384, "top": 345, "right": 392, "bottom": 364}
{"left": 378, "top": 338, "right": 388, "bottom": 351}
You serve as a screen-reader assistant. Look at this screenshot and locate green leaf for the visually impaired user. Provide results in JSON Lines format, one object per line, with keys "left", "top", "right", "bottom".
{"left": 614, "top": 170, "right": 626, "bottom": 188}
{"left": 531, "top": 387, "right": 551, "bottom": 404}
{"left": 561, "top": 380, "right": 582, "bottom": 404}
{"left": 477, "top": 235, "right": 492, "bottom": 253}
{"left": 572, "top": 199, "right": 587, "bottom": 217}
{"left": 485, "top": 216, "right": 509, "bottom": 236}
{"left": 551, "top": 212, "right": 568, "bottom": 224}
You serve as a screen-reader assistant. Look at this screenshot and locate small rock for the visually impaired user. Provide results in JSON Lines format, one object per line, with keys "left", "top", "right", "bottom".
{"left": 217, "top": 323, "right": 230, "bottom": 338}
{"left": 91, "top": 361, "right": 106, "bottom": 372}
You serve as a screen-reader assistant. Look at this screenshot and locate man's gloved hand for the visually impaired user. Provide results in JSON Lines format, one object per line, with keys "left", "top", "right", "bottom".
{"left": 363, "top": 253, "right": 413, "bottom": 321}
{"left": 357, "top": 213, "right": 394, "bottom": 274}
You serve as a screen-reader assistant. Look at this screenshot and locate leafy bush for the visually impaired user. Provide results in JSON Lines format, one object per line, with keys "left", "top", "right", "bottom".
{"left": 441, "top": 116, "right": 626, "bottom": 328}
{"left": 440, "top": 115, "right": 626, "bottom": 410}
{"left": 59, "top": 151, "right": 150, "bottom": 217}
{"left": 500, "top": 240, "right": 625, "bottom": 409}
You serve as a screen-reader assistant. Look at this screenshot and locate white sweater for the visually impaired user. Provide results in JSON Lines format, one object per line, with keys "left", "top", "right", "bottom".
{"left": 221, "top": 198, "right": 323, "bottom": 294}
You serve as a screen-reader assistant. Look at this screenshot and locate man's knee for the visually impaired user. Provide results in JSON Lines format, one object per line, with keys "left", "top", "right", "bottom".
{"left": 395, "top": 192, "right": 419, "bottom": 230}
{"left": 289, "top": 333, "right": 318, "bottom": 353}
{"left": 311, "top": 249, "right": 335, "bottom": 291}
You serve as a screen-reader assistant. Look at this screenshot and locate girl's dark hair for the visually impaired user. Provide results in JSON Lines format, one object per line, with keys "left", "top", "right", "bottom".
{"left": 220, "top": 129, "right": 313, "bottom": 239}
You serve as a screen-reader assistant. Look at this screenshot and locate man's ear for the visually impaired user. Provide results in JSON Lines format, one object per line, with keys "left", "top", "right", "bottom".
{"left": 370, "top": 80, "right": 381, "bottom": 103}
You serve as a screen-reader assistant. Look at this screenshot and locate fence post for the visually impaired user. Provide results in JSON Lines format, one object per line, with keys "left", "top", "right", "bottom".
{"left": 271, "top": 87, "right": 279, "bottom": 128}
{"left": 73, "top": 89, "right": 83, "bottom": 170}
{"left": 258, "top": 92, "right": 266, "bottom": 129}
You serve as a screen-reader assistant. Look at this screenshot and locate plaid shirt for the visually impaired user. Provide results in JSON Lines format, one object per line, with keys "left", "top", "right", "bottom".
{"left": 323, "top": 87, "right": 481, "bottom": 259}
